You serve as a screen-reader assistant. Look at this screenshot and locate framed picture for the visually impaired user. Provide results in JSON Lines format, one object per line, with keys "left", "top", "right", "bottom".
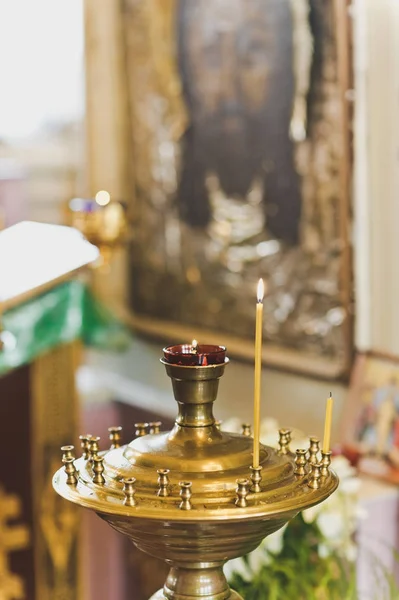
{"left": 123, "top": 0, "right": 353, "bottom": 379}
{"left": 342, "top": 352, "right": 399, "bottom": 485}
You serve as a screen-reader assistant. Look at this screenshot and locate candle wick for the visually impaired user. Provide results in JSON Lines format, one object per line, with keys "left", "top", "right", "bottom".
{"left": 329, "top": 391, "right": 332, "bottom": 398}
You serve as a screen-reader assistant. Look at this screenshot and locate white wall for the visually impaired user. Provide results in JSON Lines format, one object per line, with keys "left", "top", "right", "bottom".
{"left": 354, "top": 0, "right": 399, "bottom": 355}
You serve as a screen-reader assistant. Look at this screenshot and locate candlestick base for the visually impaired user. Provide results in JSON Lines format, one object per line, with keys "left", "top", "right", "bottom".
{"left": 148, "top": 563, "right": 243, "bottom": 600}
{"left": 149, "top": 591, "right": 243, "bottom": 600}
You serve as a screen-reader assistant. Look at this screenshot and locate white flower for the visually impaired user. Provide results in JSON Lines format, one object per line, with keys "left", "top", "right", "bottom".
{"left": 302, "top": 503, "right": 323, "bottom": 524}
{"left": 247, "top": 545, "right": 270, "bottom": 573}
{"left": 223, "top": 556, "right": 252, "bottom": 582}
{"left": 221, "top": 417, "right": 243, "bottom": 435}
{"left": 261, "top": 524, "right": 287, "bottom": 555}
{"left": 225, "top": 525, "right": 288, "bottom": 581}
{"left": 311, "top": 454, "right": 363, "bottom": 562}
{"left": 317, "top": 511, "right": 345, "bottom": 540}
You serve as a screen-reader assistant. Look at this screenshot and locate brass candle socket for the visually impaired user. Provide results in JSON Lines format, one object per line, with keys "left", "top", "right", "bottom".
{"left": 108, "top": 426, "right": 123, "bottom": 449}
{"left": 179, "top": 482, "right": 193, "bottom": 511}
{"left": 294, "top": 449, "right": 307, "bottom": 477}
{"left": 92, "top": 456, "right": 106, "bottom": 485}
{"left": 309, "top": 436, "right": 320, "bottom": 465}
{"left": 123, "top": 477, "right": 137, "bottom": 507}
{"left": 242, "top": 423, "right": 252, "bottom": 437}
{"left": 135, "top": 423, "right": 149, "bottom": 437}
{"left": 235, "top": 479, "right": 250, "bottom": 508}
{"left": 89, "top": 436, "right": 100, "bottom": 462}
{"left": 79, "top": 434, "right": 92, "bottom": 459}
{"left": 63, "top": 458, "right": 78, "bottom": 486}
{"left": 53, "top": 353, "right": 338, "bottom": 600}
{"left": 250, "top": 466, "right": 263, "bottom": 493}
{"left": 308, "top": 463, "right": 322, "bottom": 490}
{"left": 149, "top": 421, "right": 162, "bottom": 434}
{"left": 278, "top": 429, "right": 292, "bottom": 455}
{"left": 157, "top": 469, "right": 170, "bottom": 497}
{"left": 321, "top": 451, "right": 332, "bottom": 478}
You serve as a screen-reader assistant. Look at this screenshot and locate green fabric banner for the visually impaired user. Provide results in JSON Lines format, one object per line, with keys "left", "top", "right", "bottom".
{"left": 0, "top": 280, "right": 131, "bottom": 376}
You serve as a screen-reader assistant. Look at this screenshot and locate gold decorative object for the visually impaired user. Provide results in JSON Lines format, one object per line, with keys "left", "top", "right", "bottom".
{"left": 309, "top": 436, "right": 320, "bottom": 465}
{"left": 242, "top": 423, "right": 251, "bottom": 437}
{"left": 53, "top": 351, "right": 338, "bottom": 600}
{"left": 157, "top": 469, "right": 170, "bottom": 497}
{"left": 67, "top": 193, "right": 129, "bottom": 265}
{"left": 249, "top": 465, "right": 263, "bottom": 493}
{"left": 61, "top": 445, "right": 75, "bottom": 462}
{"left": 294, "top": 449, "right": 308, "bottom": 477}
{"left": 79, "top": 434, "right": 92, "bottom": 459}
{"left": 123, "top": 478, "right": 137, "bottom": 507}
{"left": 92, "top": 456, "right": 106, "bottom": 485}
{"left": 89, "top": 436, "right": 100, "bottom": 462}
{"left": 0, "top": 487, "right": 30, "bottom": 600}
{"left": 63, "top": 458, "right": 78, "bottom": 486}
{"left": 278, "top": 428, "right": 292, "bottom": 455}
{"left": 135, "top": 422, "right": 149, "bottom": 437}
{"left": 308, "top": 463, "right": 322, "bottom": 490}
{"left": 321, "top": 451, "right": 332, "bottom": 478}
{"left": 108, "top": 426, "right": 123, "bottom": 449}
{"left": 149, "top": 421, "right": 162, "bottom": 434}
{"left": 179, "top": 481, "right": 193, "bottom": 511}
{"left": 235, "top": 479, "right": 250, "bottom": 509}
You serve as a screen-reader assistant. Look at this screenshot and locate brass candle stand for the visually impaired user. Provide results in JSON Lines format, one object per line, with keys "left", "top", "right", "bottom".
{"left": 53, "top": 355, "right": 338, "bottom": 600}
{"left": 66, "top": 195, "right": 129, "bottom": 265}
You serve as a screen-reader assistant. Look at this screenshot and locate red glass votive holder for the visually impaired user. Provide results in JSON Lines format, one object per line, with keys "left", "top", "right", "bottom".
{"left": 163, "top": 344, "right": 226, "bottom": 366}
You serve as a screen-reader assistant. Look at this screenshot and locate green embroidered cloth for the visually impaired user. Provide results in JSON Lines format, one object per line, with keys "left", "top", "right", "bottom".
{"left": 0, "top": 280, "right": 131, "bottom": 376}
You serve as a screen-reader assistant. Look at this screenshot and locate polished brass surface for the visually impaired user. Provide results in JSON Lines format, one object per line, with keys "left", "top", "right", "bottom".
{"left": 309, "top": 436, "right": 320, "bottom": 465}
{"left": 53, "top": 354, "right": 338, "bottom": 600}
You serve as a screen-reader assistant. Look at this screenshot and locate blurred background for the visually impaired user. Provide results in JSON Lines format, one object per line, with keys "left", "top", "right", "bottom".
{"left": 1, "top": 1, "right": 399, "bottom": 599}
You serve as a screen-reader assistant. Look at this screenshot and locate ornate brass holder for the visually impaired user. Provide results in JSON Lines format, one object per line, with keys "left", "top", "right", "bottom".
{"left": 66, "top": 195, "right": 129, "bottom": 265}
{"left": 53, "top": 354, "right": 338, "bottom": 600}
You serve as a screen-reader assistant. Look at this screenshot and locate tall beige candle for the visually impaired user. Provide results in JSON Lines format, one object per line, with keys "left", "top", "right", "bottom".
{"left": 253, "top": 279, "right": 264, "bottom": 468}
{"left": 322, "top": 393, "right": 334, "bottom": 453}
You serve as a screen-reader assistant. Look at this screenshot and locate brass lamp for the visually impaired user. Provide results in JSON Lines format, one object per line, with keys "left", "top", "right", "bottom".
{"left": 66, "top": 191, "right": 129, "bottom": 265}
{"left": 53, "top": 351, "right": 338, "bottom": 600}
